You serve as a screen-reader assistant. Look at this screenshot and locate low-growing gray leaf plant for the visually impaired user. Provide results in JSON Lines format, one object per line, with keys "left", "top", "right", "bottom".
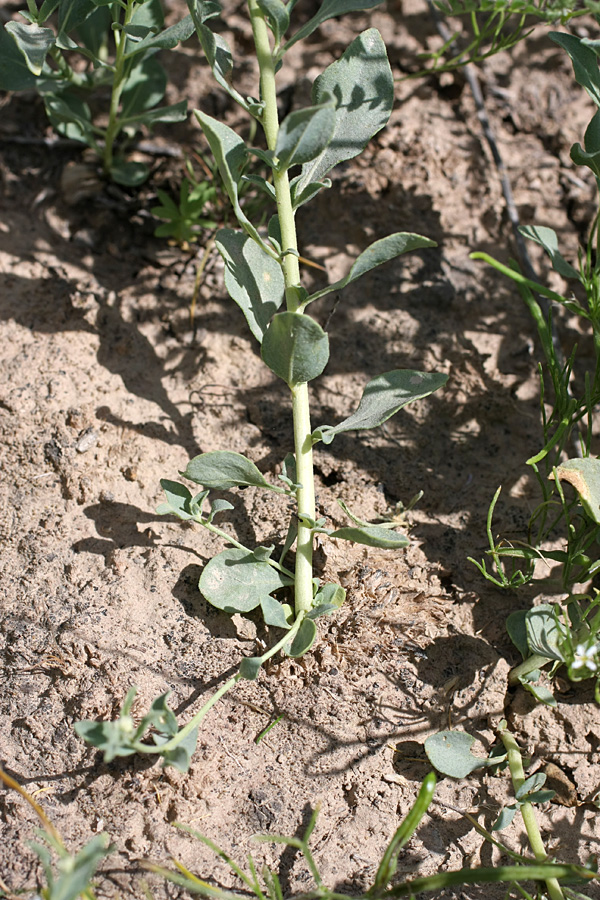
{"left": 75, "top": 0, "right": 448, "bottom": 771}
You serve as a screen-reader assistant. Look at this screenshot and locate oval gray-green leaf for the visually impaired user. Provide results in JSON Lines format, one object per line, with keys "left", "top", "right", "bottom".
{"left": 261, "top": 312, "right": 329, "bottom": 386}
{"left": 554, "top": 457, "right": 600, "bottom": 523}
{"left": 239, "top": 656, "right": 263, "bottom": 680}
{"left": 157, "top": 479, "right": 194, "bottom": 519}
{"left": 294, "top": 29, "right": 393, "bottom": 196}
{"left": 215, "top": 229, "right": 284, "bottom": 342}
{"left": 306, "top": 233, "right": 436, "bottom": 304}
{"left": 285, "top": 617, "right": 317, "bottom": 658}
{"left": 183, "top": 450, "right": 275, "bottom": 491}
{"left": 260, "top": 595, "right": 292, "bottom": 629}
{"left": 329, "top": 525, "right": 409, "bottom": 549}
{"left": 199, "top": 547, "right": 289, "bottom": 613}
{"left": 275, "top": 99, "right": 336, "bottom": 170}
{"left": 525, "top": 605, "right": 565, "bottom": 662}
{"left": 519, "top": 225, "right": 580, "bottom": 281}
{"left": 425, "top": 731, "right": 490, "bottom": 779}
{"left": 312, "top": 369, "right": 448, "bottom": 444}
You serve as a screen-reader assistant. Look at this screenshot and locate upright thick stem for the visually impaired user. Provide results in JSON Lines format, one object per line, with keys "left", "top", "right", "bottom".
{"left": 248, "top": 0, "right": 315, "bottom": 615}
{"left": 499, "top": 729, "right": 564, "bottom": 900}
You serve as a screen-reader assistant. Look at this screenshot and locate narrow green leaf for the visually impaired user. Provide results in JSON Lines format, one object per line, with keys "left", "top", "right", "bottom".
{"left": 306, "top": 232, "right": 436, "bottom": 304}
{"left": 187, "top": 4, "right": 250, "bottom": 112}
{"left": 124, "top": 14, "right": 195, "bottom": 58}
{"left": 294, "top": 29, "right": 393, "bottom": 196}
{"left": 257, "top": 0, "right": 289, "bottom": 44}
{"left": 290, "top": 177, "right": 331, "bottom": 210}
{"left": 285, "top": 617, "right": 317, "bottom": 657}
{"left": 522, "top": 681, "right": 557, "bottom": 707}
{"left": 120, "top": 100, "right": 188, "bottom": 128}
{"left": 550, "top": 31, "right": 600, "bottom": 107}
{"left": 261, "top": 312, "right": 329, "bottom": 385}
{"left": 215, "top": 229, "right": 285, "bottom": 342}
{"left": 516, "top": 773, "right": 547, "bottom": 801}
{"left": 182, "top": 450, "right": 276, "bottom": 491}
{"left": 506, "top": 610, "right": 529, "bottom": 659}
{"left": 283, "top": 0, "right": 384, "bottom": 51}
{"left": 195, "top": 111, "right": 265, "bottom": 245}
{"left": 275, "top": 97, "right": 336, "bottom": 170}
{"left": 199, "top": 548, "right": 290, "bottom": 614}
{"left": 554, "top": 457, "right": 600, "bottom": 524}
{"left": 425, "top": 731, "right": 492, "bottom": 778}
{"left": 519, "top": 225, "right": 580, "bottom": 281}
{"left": 312, "top": 370, "right": 448, "bottom": 444}
{"left": 571, "top": 110, "right": 600, "bottom": 179}
{"left": 5, "top": 22, "right": 55, "bottom": 75}
{"left": 329, "top": 525, "right": 409, "bottom": 549}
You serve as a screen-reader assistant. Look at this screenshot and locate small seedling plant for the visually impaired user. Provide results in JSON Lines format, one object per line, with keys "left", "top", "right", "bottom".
{"left": 0, "top": 0, "right": 195, "bottom": 184}
{"left": 75, "top": 0, "right": 448, "bottom": 770}
{"left": 469, "top": 24, "right": 600, "bottom": 705}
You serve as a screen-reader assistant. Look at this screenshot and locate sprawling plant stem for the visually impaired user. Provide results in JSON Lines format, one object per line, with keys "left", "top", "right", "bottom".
{"left": 249, "top": 0, "right": 315, "bottom": 615}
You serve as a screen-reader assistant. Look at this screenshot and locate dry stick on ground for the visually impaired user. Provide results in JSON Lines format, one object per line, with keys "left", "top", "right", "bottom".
{"left": 427, "top": 0, "right": 580, "bottom": 455}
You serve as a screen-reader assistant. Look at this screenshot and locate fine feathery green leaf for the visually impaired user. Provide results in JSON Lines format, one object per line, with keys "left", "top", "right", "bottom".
{"left": 305, "top": 232, "right": 437, "bottom": 304}
{"left": 329, "top": 525, "right": 409, "bottom": 549}
{"left": 293, "top": 29, "right": 393, "bottom": 197}
{"left": 199, "top": 547, "right": 291, "bottom": 614}
{"left": 425, "top": 731, "right": 498, "bottom": 778}
{"left": 312, "top": 369, "right": 448, "bottom": 444}
{"left": 554, "top": 456, "right": 600, "bottom": 524}
{"left": 519, "top": 225, "right": 580, "bottom": 281}
{"left": 261, "top": 312, "right": 330, "bottom": 385}
{"left": 550, "top": 31, "right": 600, "bottom": 108}
{"left": 215, "top": 229, "right": 285, "bottom": 342}
{"left": 4, "top": 22, "right": 55, "bottom": 76}
{"left": 283, "top": 0, "right": 384, "bottom": 51}
{"left": 182, "top": 450, "right": 278, "bottom": 491}
{"left": 275, "top": 96, "right": 337, "bottom": 170}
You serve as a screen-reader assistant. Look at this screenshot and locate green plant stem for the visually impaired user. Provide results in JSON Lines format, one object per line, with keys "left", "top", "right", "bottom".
{"left": 499, "top": 729, "right": 564, "bottom": 900}
{"left": 248, "top": 0, "right": 315, "bottom": 616}
{"left": 383, "top": 864, "right": 579, "bottom": 897}
{"left": 144, "top": 615, "right": 305, "bottom": 755}
{"left": 103, "top": 0, "right": 136, "bottom": 174}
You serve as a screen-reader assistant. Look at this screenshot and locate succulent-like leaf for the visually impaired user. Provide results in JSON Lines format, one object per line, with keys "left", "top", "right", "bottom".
{"left": 294, "top": 29, "right": 393, "bottom": 196}
{"left": 285, "top": 617, "right": 317, "bottom": 657}
{"left": 4, "top": 22, "right": 55, "bottom": 76}
{"left": 261, "top": 312, "right": 329, "bottom": 385}
{"left": 425, "top": 731, "right": 497, "bottom": 778}
{"left": 0, "top": 27, "right": 39, "bottom": 90}
{"left": 182, "top": 450, "right": 276, "bottom": 491}
{"left": 525, "top": 605, "right": 565, "bottom": 662}
{"left": 159, "top": 727, "right": 198, "bottom": 772}
{"left": 312, "top": 370, "right": 448, "bottom": 444}
{"left": 215, "top": 229, "right": 285, "bottom": 342}
{"left": 306, "top": 233, "right": 437, "bottom": 304}
{"left": 157, "top": 479, "right": 195, "bottom": 519}
{"left": 554, "top": 457, "right": 600, "bottom": 524}
{"left": 260, "top": 595, "right": 292, "bottom": 629}
{"left": 329, "top": 525, "right": 409, "bottom": 549}
{"left": 275, "top": 97, "right": 336, "bottom": 170}
{"left": 239, "top": 656, "right": 263, "bottom": 680}
{"left": 283, "top": 0, "right": 384, "bottom": 51}
{"left": 199, "top": 548, "right": 291, "bottom": 614}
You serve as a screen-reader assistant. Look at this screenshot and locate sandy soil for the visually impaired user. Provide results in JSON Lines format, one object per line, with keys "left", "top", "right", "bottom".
{"left": 1, "top": 1, "right": 599, "bottom": 897}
